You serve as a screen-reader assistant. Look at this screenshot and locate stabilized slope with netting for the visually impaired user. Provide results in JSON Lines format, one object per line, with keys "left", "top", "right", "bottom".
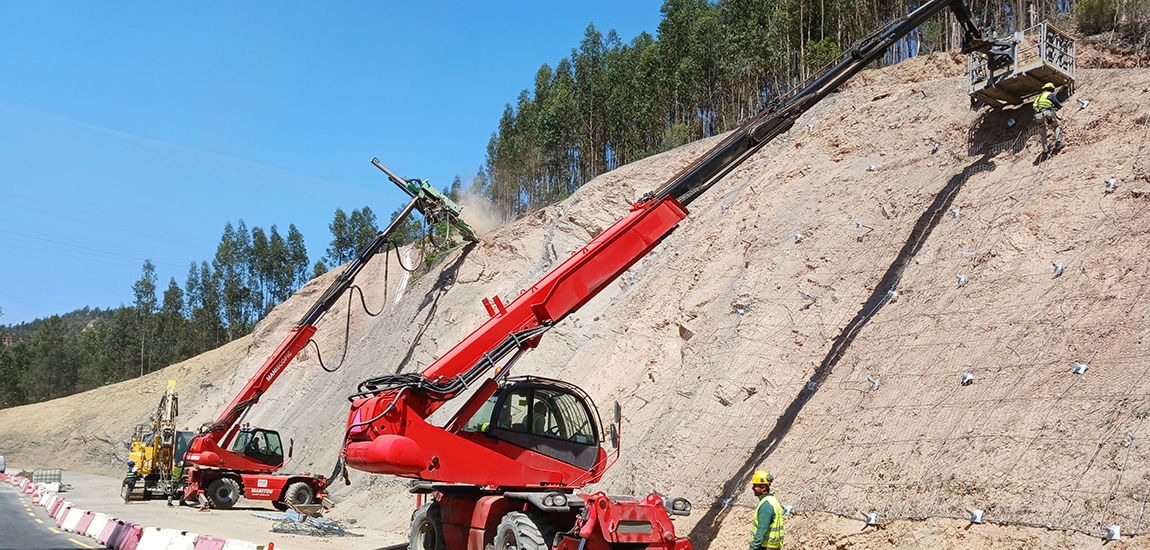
{"left": 1, "top": 49, "right": 1148, "bottom": 548}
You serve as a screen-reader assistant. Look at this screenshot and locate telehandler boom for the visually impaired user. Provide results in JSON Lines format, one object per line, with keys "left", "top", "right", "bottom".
{"left": 181, "top": 160, "right": 477, "bottom": 509}
{"left": 342, "top": 1, "right": 1011, "bottom": 549}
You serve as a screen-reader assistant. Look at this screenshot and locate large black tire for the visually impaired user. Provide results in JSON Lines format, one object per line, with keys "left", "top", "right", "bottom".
{"left": 272, "top": 500, "right": 289, "bottom": 511}
{"left": 205, "top": 477, "right": 242, "bottom": 509}
{"left": 282, "top": 482, "right": 313, "bottom": 507}
{"left": 495, "top": 512, "right": 553, "bottom": 550}
{"left": 409, "top": 501, "right": 445, "bottom": 550}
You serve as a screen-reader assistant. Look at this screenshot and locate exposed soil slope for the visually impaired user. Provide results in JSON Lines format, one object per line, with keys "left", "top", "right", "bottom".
{"left": 2, "top": 50, "right": 1150, "bottom": 548}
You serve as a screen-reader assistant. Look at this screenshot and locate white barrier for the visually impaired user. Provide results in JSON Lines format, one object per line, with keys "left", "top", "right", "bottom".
{"left": 60, "top": 507, "right": 85, "bottom": 532}
{"left": 85, "top": 512, "right": 110, "bottom": 538}
{"left": 8, "top": 470, "right": 277, "bottom": 550}
{"left": 165, "top": 531, "right": 200, "bottom": 550}
{"left": 51, "top": 500, "right": 71, "bottom": 520}
{"left": 53, "top": 504, "right": 73, "bottom": 526}
{"left": 137, "top": 527, "right": 182, "bottom": 550}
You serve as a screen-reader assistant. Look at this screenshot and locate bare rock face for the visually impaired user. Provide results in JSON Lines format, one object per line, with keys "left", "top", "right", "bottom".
{"left": 3, "top": 52, "right": 1149, "bottom": 548}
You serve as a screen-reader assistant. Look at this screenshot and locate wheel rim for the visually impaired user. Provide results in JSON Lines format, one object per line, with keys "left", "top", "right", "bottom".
{"left": 416, "top": 521, "right": 435, "bottom": 550}
{"left": 214, "top": 486, "right": 232, "bottom": 502}
{"left": 499, "top": 530, "right": 518, "bottom": 550}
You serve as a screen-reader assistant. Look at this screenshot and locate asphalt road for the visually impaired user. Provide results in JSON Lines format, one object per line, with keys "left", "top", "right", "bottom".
{"left": 0, "top": 483, "right": 95, "bottom": 550}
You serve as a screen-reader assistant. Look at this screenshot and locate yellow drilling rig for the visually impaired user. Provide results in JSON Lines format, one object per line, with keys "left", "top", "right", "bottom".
{"left": 123, "top": 380, "right": 195, "bottom": 502}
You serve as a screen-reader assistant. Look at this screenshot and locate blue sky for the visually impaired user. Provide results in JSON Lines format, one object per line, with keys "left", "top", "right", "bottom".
{"left": 0, "top": 1, "right": 664, "bottom": 325}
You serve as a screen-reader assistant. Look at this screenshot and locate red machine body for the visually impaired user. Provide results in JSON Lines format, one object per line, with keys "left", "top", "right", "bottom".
{"left": 182, "top": 160, "right": 476, "bottom": 509}
{"left": 342, "top": 1, "right": 1006, "bottom": 547}
{"left": 345, "top": 197, "right": 688, "bottom": 484}
{"left": 343, "top": 197, "right": 696, "bottom": 549}
{"left": 182, "top": 325, "right": 328, "bottom": 509}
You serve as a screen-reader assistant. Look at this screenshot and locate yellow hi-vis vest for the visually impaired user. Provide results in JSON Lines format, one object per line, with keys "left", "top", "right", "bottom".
{"left": 750, "top": 494, "right": 785, "bottom": 548}
{"left": 1033, "top": 90, "right": 1056, "bottom": 111}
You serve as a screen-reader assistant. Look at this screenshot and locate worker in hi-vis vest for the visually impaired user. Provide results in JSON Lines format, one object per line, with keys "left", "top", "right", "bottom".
{"left": 1033, "top": 82, "right": 1063, "bottom": 154}
{"left": 749, "top": 470, "right": 784, "bottom": 549}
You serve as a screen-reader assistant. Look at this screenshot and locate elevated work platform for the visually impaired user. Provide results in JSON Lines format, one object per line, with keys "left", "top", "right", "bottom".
{"left": 969, "top": 22, "right": 1075, "bottom": 108}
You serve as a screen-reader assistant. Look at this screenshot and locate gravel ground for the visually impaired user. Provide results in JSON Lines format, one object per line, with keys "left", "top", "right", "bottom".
{"left": 19, "top": 468, "right": 406, "bottom": 550}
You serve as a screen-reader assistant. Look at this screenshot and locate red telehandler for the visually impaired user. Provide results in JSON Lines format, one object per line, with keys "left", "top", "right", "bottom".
{"left": 341, "top": 1, "right": 1011, "bottom": 549}
{"left": 181, "top": 160, "right": 478, "bottom": 509}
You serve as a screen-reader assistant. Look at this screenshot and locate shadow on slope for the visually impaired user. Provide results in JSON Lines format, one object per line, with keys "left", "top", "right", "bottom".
{"left": 689, "top": 153, "right": 998, "bottom": 548}
{"left": 391, "top": 244, "right": 475, "bottom": 375}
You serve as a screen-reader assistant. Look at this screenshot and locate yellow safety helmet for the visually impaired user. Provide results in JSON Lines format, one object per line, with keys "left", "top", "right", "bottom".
{"left": 1043, "top": 82, "right": 1055, "bottom": 91}
{"left": 752, "top": 471, "right": 774, "bottom": 485}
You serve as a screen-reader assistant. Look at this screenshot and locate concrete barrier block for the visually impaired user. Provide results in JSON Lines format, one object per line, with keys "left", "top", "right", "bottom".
{"left": 86, "top": 512, "right": 110, "bottom": 538}
{"left": 192, "top": 536, "right": 226, "bottom": 550}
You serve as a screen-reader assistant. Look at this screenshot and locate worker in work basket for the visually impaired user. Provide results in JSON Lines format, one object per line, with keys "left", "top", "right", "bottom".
{"left": 749, "top": 471, "right": 785, "bottom": 549}
{"left": 1033, "top": 82, "right": 1063, "bottom": 154}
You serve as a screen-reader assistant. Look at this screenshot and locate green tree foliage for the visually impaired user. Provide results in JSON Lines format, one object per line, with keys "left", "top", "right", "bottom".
{"left": 132, "top": 260, "right": 158, "bottom": 376}
{"left": 25, "top": 316, "right": 78, "bottom": 402}
{"left": 475, "top": 0, "right": 1082, "bottom": 222}
{"left": 215, "top": 222, "right": 251, "bottom": 339}
{"left": 448, "top": 176, "right": 462, "bottom": 202}
{"left": 249, "top": 226, "right": 269, "bottom": 315}
{"left": 803, "top": 37, "right": 843, "bottom": 71}
{"left": 388, "top": 206, "right": 423, "bottom": 246}
{"left": 0, "top": 340, "right": 29, "bottom": 408}
{"left": 1078, "top": 0, "right": 1149, "bottom": 42}
{"left": 156, "top": 277, "right": 188, "bottom": 368}
{"left": 268, "top": 225, "right": 292, "bottom": 305}
{"left": 348, "top": 206, "right": 379, "bottom": 254}
{"left": 0, "top": 216, "right": 315, "bottom": 409}
{"left": 287, "top": 224, "right": 310, "bottom": 288}
{"left": 325, "top": 208, "right": 352, "bottom": 266}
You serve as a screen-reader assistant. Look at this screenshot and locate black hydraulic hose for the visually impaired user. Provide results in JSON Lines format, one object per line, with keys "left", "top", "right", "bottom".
{"left": 349, "top": 325, "right": 552, "bottom": 402}
{"left": 296, "top": 194, "right": 420, "bottom": 328}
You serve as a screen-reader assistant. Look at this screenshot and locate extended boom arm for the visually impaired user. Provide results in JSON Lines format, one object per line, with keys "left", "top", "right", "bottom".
{"left": 344, "top": 0, "right": 1002, "bottom": 487}
{"left": 187, "top": 160, "right": 477, "bottom": 474}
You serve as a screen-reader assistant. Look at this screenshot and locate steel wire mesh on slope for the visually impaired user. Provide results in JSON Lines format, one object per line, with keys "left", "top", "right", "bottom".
{"left": 577, "top": 72, "right": 1150, "bottom": 545}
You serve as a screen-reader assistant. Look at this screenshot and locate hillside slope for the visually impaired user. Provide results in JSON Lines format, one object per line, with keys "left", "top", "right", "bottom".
{"left": 2, "top": 51, "right": 1149, "bottom": 547}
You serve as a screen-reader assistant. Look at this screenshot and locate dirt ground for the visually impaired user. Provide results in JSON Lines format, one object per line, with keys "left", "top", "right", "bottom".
{"left": 2, "top": 44, "right": 1149, "bottom": 550}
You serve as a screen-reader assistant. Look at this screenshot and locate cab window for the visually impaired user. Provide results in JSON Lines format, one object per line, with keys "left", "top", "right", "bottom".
{"left": 461, "top": 393, "right": 498, "bottom": 433}
{"left": 495, "top": 388, "right": 596, "bottom": 445}
{"left": 231, "top": 429, "right": 284, "bottom": 466}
